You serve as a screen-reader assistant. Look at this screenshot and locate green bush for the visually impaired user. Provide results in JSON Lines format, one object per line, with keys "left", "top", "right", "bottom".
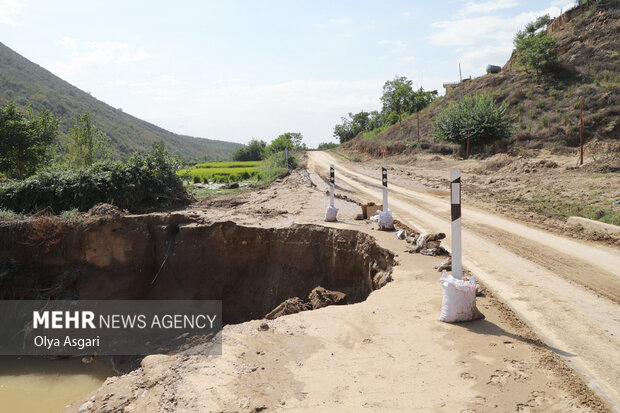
{"left": 434, "top": 93, "right": 513, "bottom": 147}
{"left": 514, "top": 15, "right": 557, "bottom": 76}
{"left": 0, "top": 142, "right": 188, "bottom": 213}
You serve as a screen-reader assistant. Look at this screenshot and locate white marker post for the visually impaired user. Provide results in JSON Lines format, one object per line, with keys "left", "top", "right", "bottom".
{"left": 329, "top": 164, "right": 335, "bottom": 207}
{"left": 382, "top": 165, "right": 388, "bottom": 212}
{"left": 450, "top": 169, "right": 462, "bottom": 279}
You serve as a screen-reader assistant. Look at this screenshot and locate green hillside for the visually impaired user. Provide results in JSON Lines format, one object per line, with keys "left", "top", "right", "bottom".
{"left": 0, "top": 42, "right": 241, "bottom": 161}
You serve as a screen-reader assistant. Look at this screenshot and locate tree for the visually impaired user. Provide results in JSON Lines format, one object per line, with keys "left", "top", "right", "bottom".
{"left": 434, "top": 93, "right": 513, "bottom": 148}
{"left": 333, "top": 111, "right": 372, "bottom": 143}
{"left": 410, "top": 87, "right": 438, "bottom": 113}
{"left": 66, "top": 112, "right": 111, "bottom": 168}
{"left": 514, "top": 15, "right": 557, "bottom": 76}
{"left": 0, "top": 102, "right": 58, "bottom": 179}
{"left": 232, "top": 139, "right": 266, "bottom": 161}
{"left": 265, "top": 132, "right": 306, "bottom": 156}
{"left": 381, "top": 76, "right": 413, "bottom": 123}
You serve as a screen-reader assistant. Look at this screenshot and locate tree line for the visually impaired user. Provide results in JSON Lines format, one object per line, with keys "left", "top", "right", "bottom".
{"left": 333, "top": 76, "right": 438, "bottom": 144}
{"left": 232, "top": 132, "right": 306, "bottom": 162}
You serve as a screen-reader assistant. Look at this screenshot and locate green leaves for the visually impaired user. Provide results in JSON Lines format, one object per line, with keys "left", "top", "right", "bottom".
{"left": 434, "top": 93, "right": 513, "bottom": 147}
{"left": 0, "top": 142, "right": 187, "bottom": 213}
{"left": 514, "top": 14, "right": 558, "bottom": 76}
{"left": 0, "top": 102, "right": 59, "bottom": 179}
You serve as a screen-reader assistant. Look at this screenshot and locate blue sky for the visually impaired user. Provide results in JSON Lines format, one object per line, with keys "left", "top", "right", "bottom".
{"left": 0, "top": 0, "right": 573, "bottom": 148}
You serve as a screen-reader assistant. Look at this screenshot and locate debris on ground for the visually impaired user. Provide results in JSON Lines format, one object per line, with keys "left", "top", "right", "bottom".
{"left": 433, "top": 257, "right": 452, "bottom": 272}
{"left": 265, "top": 286, "right": 348, "bottom": 319}
{"left": 309, "top": 286, "right": 348, "bottom": 309}
{"left": 396, "top": 229, "right": 406, "bottom": 239}
{"left": 264, "top": 298, "right": 311, "bottom": 320}
{"left": 406, "top": 233, "right": 448, "bottom": 255}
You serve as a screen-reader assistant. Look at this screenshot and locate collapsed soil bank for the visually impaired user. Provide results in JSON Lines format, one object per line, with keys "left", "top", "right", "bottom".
{"left": 0, "top": 215, "right": 394, "bottom": 323}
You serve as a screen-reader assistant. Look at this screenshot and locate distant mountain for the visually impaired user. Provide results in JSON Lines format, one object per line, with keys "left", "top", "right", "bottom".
{"left": 0, "top": 42, "right": 242, "bottom": 161}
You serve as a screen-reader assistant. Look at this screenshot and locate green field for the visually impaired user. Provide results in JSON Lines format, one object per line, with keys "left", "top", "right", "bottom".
{"left": 178, "top": 161, "right": 261, "bottom": 183}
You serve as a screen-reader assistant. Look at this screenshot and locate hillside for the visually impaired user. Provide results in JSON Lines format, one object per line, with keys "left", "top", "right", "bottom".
{"left": 345, "top": 1, "right": 619, "bottom": 161}
{"left": 0, "top": 42, "right": 242, "bottom": 161}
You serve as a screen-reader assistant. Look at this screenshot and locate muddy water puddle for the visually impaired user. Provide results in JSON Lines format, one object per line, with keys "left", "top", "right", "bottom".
{"left": 0, "top": 357, "right": 111, "bottom": 413}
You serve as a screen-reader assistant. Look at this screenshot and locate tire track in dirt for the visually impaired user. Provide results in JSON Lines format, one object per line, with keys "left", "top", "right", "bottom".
{"left": 307, "top": 151, "right": 620, "bottom": 410}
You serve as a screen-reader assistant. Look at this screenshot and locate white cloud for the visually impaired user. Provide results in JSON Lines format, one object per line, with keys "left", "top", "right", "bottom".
{"left": 455, "top": 0, "right": 518, "bottom": 17}
{"left": 0, "top": 0, "right": 23, "bottom": 25}
{"left": 330, "top": 17, "right": 352, "bottom": 25}
{"left": 428, "top": 4, "right": 568, "bottom": 76}
{"left": 46, "top": 38, "right": 154, "bottom": 78}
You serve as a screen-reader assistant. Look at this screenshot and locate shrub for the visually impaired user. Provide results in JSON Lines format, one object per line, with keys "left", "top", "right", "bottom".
{"left": 434, "top": 93, "right": 513, "bottom": 148}
{"left": 0, "top": 142, "right": 188, "bottom": 213}
{"left": 514, "top": 15, "right": 558, "bottom": 76}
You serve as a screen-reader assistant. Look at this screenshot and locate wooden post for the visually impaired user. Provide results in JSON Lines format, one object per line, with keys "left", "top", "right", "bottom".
{"left": 580, "top": 97, "right": 584, "bottom": 166}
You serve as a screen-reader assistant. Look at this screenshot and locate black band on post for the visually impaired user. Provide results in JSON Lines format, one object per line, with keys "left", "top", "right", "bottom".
{"left": 451, "top": 176, "right": 461, "bottom": 221}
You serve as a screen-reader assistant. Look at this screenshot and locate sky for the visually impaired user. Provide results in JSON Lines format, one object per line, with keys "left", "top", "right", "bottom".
{"left": 0, "top": 0, "right": 574, "bottom": 148}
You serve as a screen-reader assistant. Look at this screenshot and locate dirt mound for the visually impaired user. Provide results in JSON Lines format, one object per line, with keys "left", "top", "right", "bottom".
{"left": 86, "top": 203, "right": 123, "bottom": 217}
{"left": 582, "top": 139, "right": 620, "bottom": 172}
{"left": 500, "top": 158, "right": 558, "bottom": 174}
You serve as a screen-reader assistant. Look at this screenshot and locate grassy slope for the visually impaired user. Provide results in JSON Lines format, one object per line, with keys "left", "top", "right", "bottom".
{"left": 346, "top": 1, "right": 619, "bottom": 157}
{"left": 0, "top": 42, "right": 242, "bottom": 161}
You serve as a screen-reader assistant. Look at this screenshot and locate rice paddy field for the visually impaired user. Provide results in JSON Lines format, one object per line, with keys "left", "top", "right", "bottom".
{"left": 178, "top": 161, "right": 262, "bottom": 183}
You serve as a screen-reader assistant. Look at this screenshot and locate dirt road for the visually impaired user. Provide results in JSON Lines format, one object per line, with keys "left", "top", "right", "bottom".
{"left": 307, "top": 151, "right": 620, "bottom": 410}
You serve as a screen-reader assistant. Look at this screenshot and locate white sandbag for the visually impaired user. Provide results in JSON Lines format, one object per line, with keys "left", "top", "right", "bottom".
{"left": 369, "top": 214, "right": 380, "bottom": 222}
{"left": 378, "top": 210, "right": 394, "bottom": 230}
{"left": 324, "top": 205, "right": 339, "bottom": 222}
{"left": 439, "top": 270, "right": 481, "bottom": 322}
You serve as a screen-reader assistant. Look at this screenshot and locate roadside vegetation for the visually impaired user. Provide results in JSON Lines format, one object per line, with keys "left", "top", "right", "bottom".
{"left": 434, "top": 93, "right": 513, "bottom": 149}
{"left": 338, "top": 2, "right": 618, "bottom": 161}
{"left": 0, "top": 102, "right": 187, "bottom": 214}
{"left": 332, "top": 76, "right": 438, "bottom": 144}
{"left": 179, "top": 131, "right": 306, "bottom": 198}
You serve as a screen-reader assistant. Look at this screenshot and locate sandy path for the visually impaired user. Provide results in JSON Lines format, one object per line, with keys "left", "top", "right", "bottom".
{"left": 307, "top": 151, "right": 620, "bottom": 410}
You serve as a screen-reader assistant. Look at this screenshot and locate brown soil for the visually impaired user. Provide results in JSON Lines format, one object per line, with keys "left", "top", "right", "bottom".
{"left": 347, "top": 149, "right": 620, "bottom": 247}
{"left": 0, "top": 219, "right": 393, "bottom": 324}
{"left": 0, "top": 165, "right": 614, "bottom": 412}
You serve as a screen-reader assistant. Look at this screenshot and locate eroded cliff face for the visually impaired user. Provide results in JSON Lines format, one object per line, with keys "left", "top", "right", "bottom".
{"left": 0, "top": 214, "right": 394, "bottom": 324}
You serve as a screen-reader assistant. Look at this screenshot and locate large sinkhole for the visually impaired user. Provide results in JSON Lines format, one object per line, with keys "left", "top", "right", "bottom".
{"left": 0, "top": 215, "right": 395, "bottom": 323}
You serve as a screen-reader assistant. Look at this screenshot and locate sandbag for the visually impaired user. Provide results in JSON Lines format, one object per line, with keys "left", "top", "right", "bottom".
{"left": 439, "top": 270, "right": 483, "bottom": 322}
{"left": 378, "top": 210, "right": 394, "bottom": 230}
{"left": 324, "top": 205, "right": 339, "bottom": 222}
